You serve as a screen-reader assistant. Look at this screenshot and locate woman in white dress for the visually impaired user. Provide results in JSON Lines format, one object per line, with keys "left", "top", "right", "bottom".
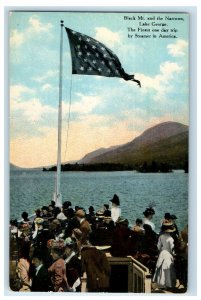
{"left": 153, "top": 221, "right": 176, "bottom": 289}
{"left": 109, "top": 194, "right": 121, "bottom": 223}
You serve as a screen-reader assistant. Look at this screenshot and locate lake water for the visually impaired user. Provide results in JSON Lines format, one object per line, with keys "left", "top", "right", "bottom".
{"left": 10, "top": 170, "right": 188, "bottom": 233}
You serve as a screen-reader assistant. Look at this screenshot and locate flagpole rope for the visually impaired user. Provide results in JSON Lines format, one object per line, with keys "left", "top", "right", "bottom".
{"left": 64, "top": 74, "right": 73, "bottom": 162}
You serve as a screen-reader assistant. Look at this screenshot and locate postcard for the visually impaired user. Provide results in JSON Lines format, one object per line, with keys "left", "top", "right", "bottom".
{"left": 9, "top": 11, "right": 189, "bottom": 294}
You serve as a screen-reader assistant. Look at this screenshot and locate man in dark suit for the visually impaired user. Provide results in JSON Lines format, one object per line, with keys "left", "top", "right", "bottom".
{"left": 31, "top": 252, "right": 53, "bottom": 292}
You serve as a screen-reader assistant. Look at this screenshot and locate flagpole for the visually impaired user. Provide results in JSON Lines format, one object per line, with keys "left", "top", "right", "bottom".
{"left": 54, "top": 20, "right": 64, "bottom": 207}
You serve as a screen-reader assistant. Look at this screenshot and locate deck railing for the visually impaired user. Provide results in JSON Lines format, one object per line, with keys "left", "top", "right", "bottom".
{"left": 107, "top": 255, "right": 151, "bottom": 293}
{"left": 81, "top": 255, "right": 151, "bottom": 293}
{"left": 129, "top": 256, "right": 152, "bottom": 293}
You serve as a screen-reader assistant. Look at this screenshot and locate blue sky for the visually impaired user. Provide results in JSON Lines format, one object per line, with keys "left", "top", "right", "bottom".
{"left": 9, "top": 11, "right": 189, "bottom": 168}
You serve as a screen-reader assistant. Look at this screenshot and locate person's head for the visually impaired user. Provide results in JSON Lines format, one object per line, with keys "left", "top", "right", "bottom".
{"left": 50, "top": 248, "right": 64, "bottom": 260}
{"left": 75, "top": 209, "right": 85, "bottom": 220}
{"left": 136, "top": 218, "right": 143, "bottom": 226}
{"left": 50, "top": 219, "right": 61, "bottom": 230}
{"left": 35, "top": 209, "right": 41, "bottom": 217}
{"left": 21, "top": 211, "right": 29, "bottom": 220}
{"left": 51, "top": 200, "right": 56, "bottom": 208}
{"left": 88, "top": 206, "right": 94, "bottom": 213}
{"left": 48, "top": 239, "right": 65, "bottom": 260}
{"left": 71, "top": 228, "right": 88, "bottom": 250}
{"left": 63, "top": 201, "right": 72, "bottom": 209}
{"left": 164, "top": 212, "right": 171, "bottom": 220}
{"left": 10, "top": 219, "right": 18, "bottom": 227}
{"left": 66, "top": 207, "right": 75, "bottom": 219}
{"left": 161, "top": 220, "right": 176, "bottom": 234}
{"left": 32, "top": 252, "right": 43, "bottom": 267}
{"left": 110, "top": 194, "right": 120, "bottom": 207}
{"left": 143, "top": 207, "right": 155, "bottom": 220}
{"left": 104, "top": 204, "right": 109, "bottom": 210}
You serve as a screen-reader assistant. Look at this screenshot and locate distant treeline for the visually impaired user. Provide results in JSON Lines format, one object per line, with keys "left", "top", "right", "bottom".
{"left": 43, "top": 161, "right": 188, "bottom": 173}
{"left": 43, "top": 163, "right": 133, "bottom": 172}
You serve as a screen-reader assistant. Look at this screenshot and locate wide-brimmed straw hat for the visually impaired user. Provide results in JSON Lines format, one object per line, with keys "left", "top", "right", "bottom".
{"left": 161, "top": 220, "right": 176, "bottom": 233}
{"left": 35, "top": 217, "right": 44, "bottom": 224}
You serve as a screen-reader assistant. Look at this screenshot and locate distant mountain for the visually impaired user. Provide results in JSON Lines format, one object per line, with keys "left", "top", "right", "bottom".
{"left": 78, "top": 145, "right": 120, "bottom": 164}
{"left": 81, "top": 121, "right": 188, "bottom": 169}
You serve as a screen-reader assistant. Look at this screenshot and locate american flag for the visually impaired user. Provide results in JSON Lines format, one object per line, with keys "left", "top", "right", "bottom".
{"left": 65, "top": 27, "right": 141, "bottom": 87}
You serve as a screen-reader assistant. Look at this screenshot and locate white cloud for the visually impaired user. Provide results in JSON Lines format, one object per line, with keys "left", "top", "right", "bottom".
{"left": 10, "top": 84, "right": 34, "bottom": 100}
{"left": 10, "top": 15, "right": 53, "bottom": 48}
{"left": 68, "top": 94, "right": 102, "bottom": 115}
{"left": 10, "top": 85, "right": 61, "bottom": 126}
{"left": 136, "top": 61, "right": 183, "bottom": 101}
{"left": 160, "top": 61, "right": 183, "bottom": 77}
{"left": 28, "top": 16, "right": 53, "bottom": 33}
{"left": 10, "top": 30, "right": 24, "bottom": 47}
{"left": 32, "top": 70, "right": 59, "bottom": 83}
{"left": 11, "top": 96, "right": 57, "bottom": 122}
{"left": 167, "top": 39, "right": 188, "bottom": 57}
{"left": 95, "top": 27, "right": 121, "bottom": 48}
{"left": 42, "top": 83, "right": 54, "bottom": 91}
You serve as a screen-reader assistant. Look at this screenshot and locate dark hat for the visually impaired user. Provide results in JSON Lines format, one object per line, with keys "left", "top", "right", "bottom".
{"left": 136, "top": 218, "right": 143, "bottom": 224}
{"left": 51, "top": 200, "right": 56, "bottom": 207}
{"left": 21, "top": 211, "right": 28, "bottom": 218}
{"left": 143, "top": 207, "right": 155, "bottom": 217}
{"left": 42, "top": 206, "right": 48, "bottom": 211}
{"left": 109, "top": 194, "right": 120, "bottom": 206}
{"left": 164, "top": 212, "right": 171, "bottom": 220}
{"left": 63, "top": 201, "right": 72, "bottom": 209}
{"left": 66, "top": 207, "right": 75, "bottom": 218}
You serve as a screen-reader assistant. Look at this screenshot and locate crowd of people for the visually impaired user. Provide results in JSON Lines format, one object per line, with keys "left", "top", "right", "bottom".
{"left": 9, "top": 194, "right": 188, "bottom": 293}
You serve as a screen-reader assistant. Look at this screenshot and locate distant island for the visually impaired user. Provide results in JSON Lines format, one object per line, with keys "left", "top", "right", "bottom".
{"left": 43, "top": 121, "right": 188, "bottom": 173}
